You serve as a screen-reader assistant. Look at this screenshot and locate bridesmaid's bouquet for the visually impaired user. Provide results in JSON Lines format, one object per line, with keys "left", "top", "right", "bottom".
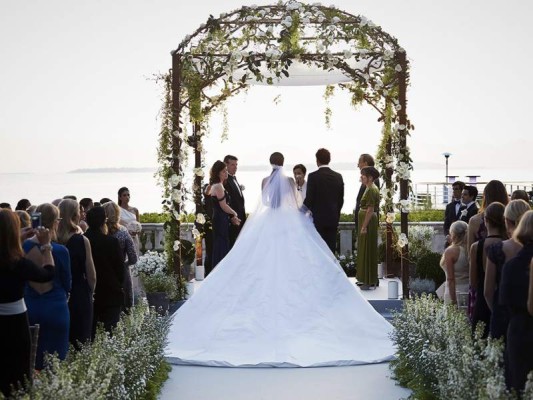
{"left": 127, "top": 220, "right": 142, "bottom": 236}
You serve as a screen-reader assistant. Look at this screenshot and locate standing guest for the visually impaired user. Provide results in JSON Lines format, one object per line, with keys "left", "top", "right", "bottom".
{"left": 440, "top": 221, "right": 469, "bottom": 305}
{"left": 51, "top": 199, "right": 62, "bottom": 207}
{"left": 202, "top": 183, "right": 214, "bottom": 276}
{"left": 459, "top": 185, "right": 479, "bottom": 224}
{"left": 444, "top": 181, "right": 465, "bottom": 246}
{"left": 79, "top": 198, "right": 94, "bottom": 213}
{"left": 26, "top": 205, "right": 37, "bottom": 214}
{"left": 84, "top": 207, "right": 124, "bottom": 335}
{"left": 15, "top": 210, "right": 31, "bottom": 229}
{"left": 0, "top": 210, "right": 55, "bottom": 397}
{"left": 78, "top": 205, "right": 88, "bottom": 232}
{"left": 117, "top": 187, "right": 141, "bottom": 257}
{"left": 0, "top": 203, "right": 12, "bottom": 210}
{"left": 57, "top": 199, "right": 96, "bottom": 348}
{"left": 103, "top": 202, "right": 137, "bottom": 309}
{"left": 528, "top": 259, "right": 533, "bottom": 316}
{"left": 354, "top": 154, "right": 380, "bottom": 234}
{"left": 485, "top": 200, "right": 531, "bottom": 339}
{"left": 293, "top": 163, "right": 308, "bottom": 203}
{"left": 63, "top": 195, "right": 77, "bottom": 201}
{"left": 100, "top": 198, "right": 112, "bottom": 205}
{"left": 93, "top": 202, "right": 101, "bottom": 208}
{"left": 23, "top": 203, "right": 71, "bottom": 369}
{"left": 511, "top": 189, "right": 529, "bottom": 203}
{"left": 355, "top": 166, "right": 380, "bottom": 289}
{"left": 224, "top": 155, "right": 246, "bottom": 248}
{"left": 467, "top": 180, "right": 509, "bottom": 253}
{"left": 304, "top": 148, "right": 344, "bottom": 253}
{"left": 79, "top": 198, "right": 93, "bottom": 233}
{"left": 15, "top": 199, "right": 31, "bottom": 211}
{"left": 469, "top": 202, "right": 507, "bottom": 338}
{"left": 209, "top": 161, "right": 241, "bottom": 268}
{"left": 499, "top": 210, "right": 533, "bottom": 393}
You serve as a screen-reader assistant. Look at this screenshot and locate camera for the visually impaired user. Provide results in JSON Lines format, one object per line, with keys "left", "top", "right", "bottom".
{"left": 30, "top": 212, "right": 42, "bottom": 229}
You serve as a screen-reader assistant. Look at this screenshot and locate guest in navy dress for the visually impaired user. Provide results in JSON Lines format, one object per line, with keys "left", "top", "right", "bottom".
{"left": 499, "top": 210, "right": 533, "bottom": 392}
{"left": 57, "top": 199, "right": 96, "bottom": 348}
{"left": 0, "top": 210, "right": 55, "bottom": 397}
{"left": 208, "top": 160, "right": 241, "bottom": 268}
{"left": 23, "top": 203, "right": 71, "bottom": 370}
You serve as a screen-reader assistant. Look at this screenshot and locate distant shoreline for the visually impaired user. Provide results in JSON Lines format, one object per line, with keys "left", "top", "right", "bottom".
{"left": 68, "top": 168, "right": 156, "bottom": 174}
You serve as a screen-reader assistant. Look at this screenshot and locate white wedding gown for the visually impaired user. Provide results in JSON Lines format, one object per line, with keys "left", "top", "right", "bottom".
{"left": 166, "top": 167, "right": 395, "bottom": 367}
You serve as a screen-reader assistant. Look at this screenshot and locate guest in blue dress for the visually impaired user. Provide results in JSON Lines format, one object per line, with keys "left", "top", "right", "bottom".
{"left": 208, "top": 161, "right": 241, "bottom": 268}
{"left": 499, "top": 210, "right": 533, "bottom": 392}
{"left": 57, "top": 199, "right": 96, "bottom": 349}
{"left": 23, "top": 203, "right": 71, "bottom": 369}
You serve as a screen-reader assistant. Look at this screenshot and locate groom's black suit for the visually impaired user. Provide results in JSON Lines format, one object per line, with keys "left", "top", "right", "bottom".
{"left": 224, "top": 174, "right": 246, "bottom": 248}
{"left": 304, "top": 166, "right": 344, "bottom": 253}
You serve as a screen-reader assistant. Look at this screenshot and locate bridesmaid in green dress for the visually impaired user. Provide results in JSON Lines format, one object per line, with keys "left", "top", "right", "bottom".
{"left": 356, "top": 166, "right": 380, "bottom": 290}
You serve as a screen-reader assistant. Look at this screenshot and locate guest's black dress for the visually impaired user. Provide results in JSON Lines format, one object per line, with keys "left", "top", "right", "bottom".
{"left": 499, "top": 242, "right": 533, "bottom": 392}
{"left": 0, "top": 258, "right": 54, "bottom": 397}
{"left": 211, "top": 193, "right": 231, "bottom": 268}
{"left": 486, "top": 242, "right": 509, "bottom": 340}
{"left": 65, "top": 234, "right": 93, "bottom": 348}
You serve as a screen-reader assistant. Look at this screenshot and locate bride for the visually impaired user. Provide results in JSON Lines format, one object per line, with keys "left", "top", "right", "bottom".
{"left": 166, "top": 152, "right": 395, "bottom": 367}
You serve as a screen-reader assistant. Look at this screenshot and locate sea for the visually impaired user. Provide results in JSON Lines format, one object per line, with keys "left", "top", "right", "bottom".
{"left": 1, "top": 166, "right": 532, "bottom": 214}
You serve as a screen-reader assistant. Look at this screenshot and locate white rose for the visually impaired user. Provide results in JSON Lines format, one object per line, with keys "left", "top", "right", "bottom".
{"left": 172, "top": 210, "right": 180, "bottom": 220}
{"left": 343, "top": 50, "right": 353, "bottom": 59}
{"left": 196, "top": 213, "right": 206, "bottom": 224}
{"left": 193, "top": 168, "right": 204, "bottom": 177}
{"left": 395, "top": 64, "right": 402, "bottom": 72}
{"left": 171, "top": 189, "right": 183, "bottom": 202}
{"left": 386, "top": 212, "right": 396, "bottom": 224}
{"left": 332, "top": 16, "right": 340, "bottom": 24}
{"left": 170, "top": 174, "right": 182, "bottom": 187}
{"left": 173, "top": 240, "right": 180, "bottom": 252}
{"left": 192, "top": 228, "right": 201, "bottom": 239}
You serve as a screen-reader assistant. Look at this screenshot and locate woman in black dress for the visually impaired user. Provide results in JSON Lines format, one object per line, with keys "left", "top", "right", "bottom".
{"left": 208, "top": 160, "right": 241, "bottom": 268}
{"left": 0, "top": 210, "right": 55, "bottom": 396}
{"left": 500, "top": 210, "right": 533, "bottom": 392}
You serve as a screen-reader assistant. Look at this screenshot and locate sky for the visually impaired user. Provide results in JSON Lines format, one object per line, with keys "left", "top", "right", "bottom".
{"left": 1, "top": 0, "right": 532, "bottom": 176}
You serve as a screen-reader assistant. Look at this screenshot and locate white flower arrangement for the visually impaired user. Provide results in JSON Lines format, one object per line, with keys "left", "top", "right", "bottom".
{"left": 398, "top": 199, "right": 411, "bottom": 213}
{"left": 196, "top": 213, "right": 206, "bottom": 224}
{"left": 127, "top": 220, "right": 142, "bottom": 235}
{"left": 397, "top": 232, "right": 408, "bottom": 248}
{"left": 170, "top": 173, "right": 182, "bottom": 187}
{"left": 385, "top": 212, "right": 396, "bottom": 224}
{"left": 133, "top": 250, "right": 167, "bottom": 277}
{"left": 191, "top": 227, "right": 201, "bottom": 239}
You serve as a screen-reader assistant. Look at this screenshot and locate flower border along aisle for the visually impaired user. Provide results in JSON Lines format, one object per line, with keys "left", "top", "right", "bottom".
{"left": 390, "top": 294, "right": 533, "bottom": 399}
{"left": 9, "top": 304, "right": 171, "bottom": 400}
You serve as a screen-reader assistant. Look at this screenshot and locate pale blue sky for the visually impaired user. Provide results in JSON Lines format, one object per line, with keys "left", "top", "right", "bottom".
{"left": 1, "top": 0, "right": 532, "bottom": 176}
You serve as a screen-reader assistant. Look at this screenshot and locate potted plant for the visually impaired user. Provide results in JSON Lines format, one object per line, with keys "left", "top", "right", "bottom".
{"left": 140, "top": 272, "right": 178, "bottom": 315}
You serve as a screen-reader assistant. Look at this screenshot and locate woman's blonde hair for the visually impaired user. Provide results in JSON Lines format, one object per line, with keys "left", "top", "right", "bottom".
{"left": 57, "top": 199, "right": 80, "bottom": 244}
{"left": 450, "top": 220, "right": 468, "bottom": 248}
{"left": 513, "top": 210, "right": 533, "bottom": 245}
{"left": 15, "top": 210, "right": 31, "bottom": 228}
{"left": 35, "top": 203, "right": 59, "bottom": 240}
{"left": 103, "top": 201, "right": 121, "bottom": 235}
{"left": 504, "top": 199, "right": 531, "bottom": 227}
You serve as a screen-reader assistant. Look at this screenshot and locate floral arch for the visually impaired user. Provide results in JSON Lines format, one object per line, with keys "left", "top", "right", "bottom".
{"left": 157, "top": 0, "right": 413, "bottom": 297}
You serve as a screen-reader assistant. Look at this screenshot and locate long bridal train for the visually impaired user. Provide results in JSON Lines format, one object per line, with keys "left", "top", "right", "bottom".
{"left": 166, "top": 168, "right": 395, "bottom": 367}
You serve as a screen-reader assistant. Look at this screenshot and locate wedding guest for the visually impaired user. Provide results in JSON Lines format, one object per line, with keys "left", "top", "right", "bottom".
{"left": 459, "top": 185, "right": 479, "bottom": 224}
{"left": 23, "top": 203, "right": 71, "bottom": 369}
{"left": 57, "top": 199, "right": 96, "bottom": 348}
{"left": 51, "top": 199, "right": 62, "bottom": 207}
{"left": 224, "top": 155, "right": 246, "bottom": 248}
{"left": 202, "top": 183, "right": 214, "bottom": 276}
{"left": 293, "top": 164, "right": 307, "bottom": 203}
{"left": 354, "top": 154, "right": 380, "bottom": 234}
{"left": 117, "top": 187, "right": 141, "bottom": 257}
{"left": 499, "top": 210, "right": 533, "bottom": 392}
{"left": 485, "top": 199, "right": 531, "bottom": 339}
{"left": 356, "top": 166, "right": 380, "bottom": 290}
{"left": 528, "top": 259, "right": 533, "bottom": 316}
{"left": 15, "top": 199, "right": 31, "bottom": 211}
{"left": 26, "top": 205, "right": 37, "bottom": 214}
{"left": 467, "top": 180, "right": 509, "bottom": 253}
{"left": 63, "top": 195, "right": 77, "bottom": 201}
{"left": 15, "top": 210, "right": 31, "bottom": 229}
{"left": 209, "top": 161, "right": 241, "bottom": 268}
{"left": 304, "top": 148, "right": 344, "bottom": 253}
{"left": 0, "top": 203, "right": 12, "bottom": 210}
{"left": 444, "top": 181, "right": 465, "bottom": 246}
{"left": 84, "top": 207, "right": 124, "bottom": 335}
{"left": 0, "top": 210, "right": 55, "bottom": 397}
{"left": 440, "top": 220, "right": 469, "bottom": 305}
{"left": 511, "top": 189, "right": 529, "bottom": 203}
{"left": 78, "top": 205, "right": 88, "bottom": 232}
{"left": 469, "top": 202, "right": 507, "bottom": 338}
{"left": 103, "top": 201, "right": 137, "bottom": 309}
{"left": 79, "top": 198, "right": 94, "bottom": 212}
{"left": 93, "top": 201, "right": 101, "bottom": 208}
{"left": 100, "top": 198, "right": 112, "bottom": 205}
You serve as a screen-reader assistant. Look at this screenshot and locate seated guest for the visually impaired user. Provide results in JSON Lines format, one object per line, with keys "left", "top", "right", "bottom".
{"left": 499, "top": 210, "right": 533, "bottom": 392}
{"left": 57, "top": 199, "right": 96, "bottom": 348}
{"left": 440, "top": 221, "right": 469, "bottom": 305}
{"left": 84, "top": 207, "right": 124, "bottom": 335}
{"left": 485, "top": 200, "right": 531, "bottom": 339}
{"left": 15, "top": 199, "right": 31, "bottom": 211}
{"left": 103, "top": 202, "right": 137, "bottom": 309}
{"left": 23, "top": 203, "right": 71, "bottom": 370}
{"left": 0, "top": 210, "right": 55, "bottom": 397}
{"left": 469, "top": 202, "right": 506, "bottom": 338}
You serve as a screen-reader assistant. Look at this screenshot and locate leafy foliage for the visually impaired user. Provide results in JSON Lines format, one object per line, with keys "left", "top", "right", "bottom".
{"left": 415, "top": 251, "right": 445, "bottom": 288}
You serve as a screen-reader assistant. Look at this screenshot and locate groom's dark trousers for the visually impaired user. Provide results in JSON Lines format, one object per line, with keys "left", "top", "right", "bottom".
{"left": 304, "top": 166, "right": 344, "bottom": 253}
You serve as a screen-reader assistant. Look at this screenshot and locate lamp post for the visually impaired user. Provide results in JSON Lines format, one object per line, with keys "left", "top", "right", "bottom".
{"left": 442, "top": 152, "right": 452, "bottom": 204}
{"left": 442, "top": 152, "right": 451, "bottom": 183}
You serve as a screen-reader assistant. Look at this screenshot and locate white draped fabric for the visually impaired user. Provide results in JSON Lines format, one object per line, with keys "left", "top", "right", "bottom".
{"left": 166, "top": 167, "right": 395, "bottom": 367}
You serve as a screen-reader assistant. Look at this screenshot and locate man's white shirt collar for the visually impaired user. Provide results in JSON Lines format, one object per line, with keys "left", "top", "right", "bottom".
{"left": 318, "top": 165, "right": 329, "bottom": 169}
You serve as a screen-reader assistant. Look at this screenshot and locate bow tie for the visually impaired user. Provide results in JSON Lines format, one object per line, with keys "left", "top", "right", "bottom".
{"left": 454, "top": 200, "right": 461, "bottom": 205}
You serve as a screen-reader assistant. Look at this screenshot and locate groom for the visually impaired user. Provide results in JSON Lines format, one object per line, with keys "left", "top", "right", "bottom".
{"left": 304, "top": 148, "right": 344, "bottom": 253}
{"left": 224, "top": 154, "right": 246, "bottom": 248}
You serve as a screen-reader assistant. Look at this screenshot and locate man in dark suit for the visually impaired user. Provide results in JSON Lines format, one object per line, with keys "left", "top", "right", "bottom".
{"left": 304, "top": 148, "right": 344, "bottom": 253}
{"left": 354, "top": 154, "right": 380, "bottom": 234}
{"left": 224, "top": 155, "right": 246, "bottom": 248}
{"left": 443, "top": 180, "right": 465, "bottom": 245}
{"left": 84, "top": 206, "right": 125, "bottom": 336}
{"left": 459, "top": 185, "right": 479, "bottom": 223}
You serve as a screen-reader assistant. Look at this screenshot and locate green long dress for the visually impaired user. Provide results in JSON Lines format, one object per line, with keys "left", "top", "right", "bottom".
{"left": 356, "top": 184, "right": 379, "bottom": 286}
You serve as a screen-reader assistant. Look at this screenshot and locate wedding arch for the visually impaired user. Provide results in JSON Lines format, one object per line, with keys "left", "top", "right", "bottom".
{"left": 157, "top": 1, "right": 414, "bottom": 297}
